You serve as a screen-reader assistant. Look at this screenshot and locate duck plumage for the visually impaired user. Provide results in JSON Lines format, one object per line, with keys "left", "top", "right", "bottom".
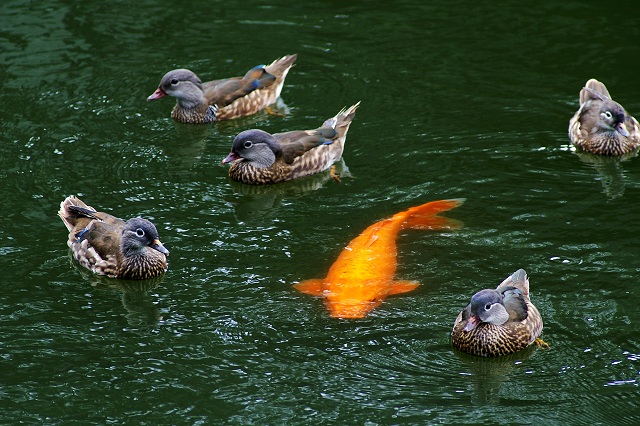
{"left": 58, "top": 196, "right": 169, "bottom": 280}
{"left": 222, "top": 102, "right": 360, "bottom": 185}
{"left": 147, "top": 54, "right": 297, "bottom": 124}
{"left": 451, "top": 269, "right": 544, "bottom": 357}
{"left": 569, "top": 78, "right": 640, "bottom": 155}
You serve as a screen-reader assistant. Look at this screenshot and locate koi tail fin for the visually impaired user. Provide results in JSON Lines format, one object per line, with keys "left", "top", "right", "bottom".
{"left": 400, "top": 198, "right": 465, "bottom": 230}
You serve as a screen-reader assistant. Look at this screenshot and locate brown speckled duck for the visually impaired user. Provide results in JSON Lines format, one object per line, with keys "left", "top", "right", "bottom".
{"left": 58, "top": 196, "right": 169, "bottom": 279}
{"left": 147, "top": 54, "right": 297, "bottom": 124}
{"left": 569, "top": 78, "right": 640, "bottom": 156}
{"left": 451, "top": 269, "right": 546, "bottom": 357}
{"left": 222, "top": 102, "right": 360, "bottom": 185}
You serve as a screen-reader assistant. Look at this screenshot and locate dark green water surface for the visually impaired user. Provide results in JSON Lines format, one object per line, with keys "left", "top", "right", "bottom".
{"left": 2, "top": 1, "right": 640, "bottom": 424}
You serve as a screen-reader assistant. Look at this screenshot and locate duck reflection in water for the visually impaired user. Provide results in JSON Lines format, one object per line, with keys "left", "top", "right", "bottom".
{"left": 74, "top": 268, "right": 165, "bottom": 330}
{"left": 573, "top": 149, "right": 637, "bottom": 199}
{"left": 453, "top": 345, "right": 537, "bottom": 405}
{"left": 227, "top": 158, "right": 351, "bottom": 222}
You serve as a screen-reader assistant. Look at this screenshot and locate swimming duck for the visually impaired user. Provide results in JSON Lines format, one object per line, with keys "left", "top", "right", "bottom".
{"left": 147, "top": 54, "right": 297, "bottom": 123}
{"left": 569, "top": 78, "right": 640, "bottom": 155}
{"left": 58, "top": 196, "right": 169, "bottom": 279}
{"left": 451, "top": 269, "right": 545, "bottom": 357}
{"left": 222, "top": 102, "right": 360, "bottom": 185}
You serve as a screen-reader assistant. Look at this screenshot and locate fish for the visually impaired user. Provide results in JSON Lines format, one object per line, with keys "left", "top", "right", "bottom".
{"left": 294, "top": 199, "right": 464, "bottom": 318}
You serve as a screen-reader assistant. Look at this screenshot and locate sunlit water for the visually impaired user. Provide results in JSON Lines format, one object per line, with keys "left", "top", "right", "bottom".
{"left": 2, "top": 0, "right": 640, "bottom": 424}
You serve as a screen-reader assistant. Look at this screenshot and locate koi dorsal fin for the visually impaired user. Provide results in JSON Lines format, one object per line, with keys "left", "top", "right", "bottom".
{"left": 363, "top": 220, "right": 391, "bottom": 248}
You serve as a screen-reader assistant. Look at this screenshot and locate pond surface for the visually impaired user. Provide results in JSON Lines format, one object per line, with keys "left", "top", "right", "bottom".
{"left": 2, "top": 0, "right": 640, "bottom": 424}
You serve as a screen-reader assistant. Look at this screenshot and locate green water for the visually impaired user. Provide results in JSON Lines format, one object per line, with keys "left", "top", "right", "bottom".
{"left": 2, "top": 0, "right": 640, "bottom": 424}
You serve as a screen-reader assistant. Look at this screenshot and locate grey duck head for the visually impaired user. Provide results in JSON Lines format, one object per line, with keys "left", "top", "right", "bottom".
{"left": 582, "top": 87, "right": 631, "bottom": 138}
{"left": 463, "top": 289, "right": 509, "bottom": 332}
{"left": 147, "top": 69, "right": 205, "bottom": 109}
{"left": 222, "top": 129, "right": 282, "bottom": 169}
{"left": 595, "top": 101, "right": 630, "bottom": 137}
{"left": 121, "top": 217, "right": 169, "bottom": 258}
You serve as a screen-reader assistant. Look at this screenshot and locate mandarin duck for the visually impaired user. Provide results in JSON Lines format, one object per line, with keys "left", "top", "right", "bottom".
{"left": 451, "top": 269, "right": 546, "bottom": 357}
{"left": 569, "top": 78, "right": 640, "bottom": 155}
{"left": 147, "top": 54, "right": 297, "bottom": 124}
{"left": 58, "top": 196, "right": 169, "bottom": 279}
{"left": 222, "top": 102, "right": 360, "bottom": 185}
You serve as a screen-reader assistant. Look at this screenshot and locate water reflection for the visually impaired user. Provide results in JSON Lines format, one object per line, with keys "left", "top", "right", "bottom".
{"left": 157, "top": 123, "right": 210, "bottom": 173}
{"left": 225, "top": 158, "right": 350, "bottom": 222}
{"left": 69, "top": 259, "right": 165, "bottom": 330}
{"left": 114, "top": 279, "right": 164, "bottom": 331}
{"left": 573, "top": 150, "right": 638, "bottom": 199}
{"left": 4, "top": 0, "right": 640, "bottom": 423}
{"left": 453, "top": 345, "right": 537, "bottom": 405}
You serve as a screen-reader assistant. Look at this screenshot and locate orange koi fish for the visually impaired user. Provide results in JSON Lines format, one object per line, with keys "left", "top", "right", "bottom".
{"left": 294, "top": 199, "right": 464, "bottom": 318}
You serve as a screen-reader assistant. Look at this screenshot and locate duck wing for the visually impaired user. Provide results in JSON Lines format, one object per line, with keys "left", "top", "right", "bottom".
{"left": 275, "top": 127, "right": 338, "bottom": 164}
{"left": 500, "top": 286, "right": 528, "bottom": 322}
{"left": 204, "top": 66, "right": 276, "bottom": 108}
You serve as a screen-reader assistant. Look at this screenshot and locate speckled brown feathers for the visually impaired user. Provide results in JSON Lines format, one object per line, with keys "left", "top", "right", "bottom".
{"left": 451, "top": 269, "right": 544, "bottom": 357}
{"left": 148, "top": 55, "right": 297, "bottom": 124}
{"left": 223, "top": 102, "right": 360, "bottom": 185}
{"left": 58, "top": 196, "right": 169, "bottom": 279}
{"left": 452, "top": 317, "right": 536, "bottom": 357}
{"left": 569, "top": 78, "right": 640, "bottom": 156}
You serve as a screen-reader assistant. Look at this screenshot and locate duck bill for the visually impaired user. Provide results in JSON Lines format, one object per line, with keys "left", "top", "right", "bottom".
{"left": 616, "top": 122, "right": 630, "bottom": 137}
{"left": 151, "top": 239, "right": 170, "bottom": 255}
{"left": 222, "top": 152, "right": 240, "bottom": 165}
{"left": 147, "top": 88, "right": 167, "bottom": 101}
{"left": 463, "top": 315, "right": 480, "bottom": 332}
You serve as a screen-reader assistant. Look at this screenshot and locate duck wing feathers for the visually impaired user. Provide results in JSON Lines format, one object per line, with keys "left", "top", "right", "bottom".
{"left": 203, "top": 66, "right": 277, "bottom": 108}
{"left": 275, "top": 127, "right": 338, "bottom": 164}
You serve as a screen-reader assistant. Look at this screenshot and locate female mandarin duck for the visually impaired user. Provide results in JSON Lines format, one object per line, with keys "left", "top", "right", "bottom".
{"left": 147, "top": 54, "right": 297, "bottom": 124}
{"left": 222, "top": 102, "right": 360, "bottom": 185}
{"left": 569, "top": 78, "right": 640, "bottom": 156}
{"left": 58, "top": 196, "right": 169, "bottom": 279}
{"left": 451, "top": 269, "right": 547, "bottom": 357}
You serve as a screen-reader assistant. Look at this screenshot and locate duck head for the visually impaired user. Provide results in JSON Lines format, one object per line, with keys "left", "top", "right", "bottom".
{"left": 222, "top": 129, "right": 282, "bottom": 168}
{"left": 463, "top": 289, "right": 509, "bottom": 331}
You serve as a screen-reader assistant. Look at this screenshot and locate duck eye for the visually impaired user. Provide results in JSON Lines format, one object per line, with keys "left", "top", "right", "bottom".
{"left": 243, "top": 141, "right": 253, "bottom": 149}
{"left": 484, "top": 303, "right": 492, "bottom": 311}
{"left": 604, "top": 111, "right": 613, "bottom": 119}
{"left": 135, "top": 228, "right": 145, "bottom": 237}
{"left": 170, "top": 78, "right": 179, "bottom": 85}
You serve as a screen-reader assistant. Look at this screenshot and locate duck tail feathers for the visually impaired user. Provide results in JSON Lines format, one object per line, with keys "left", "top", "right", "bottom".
{"left": 58, "top": 196, "right": 97, "bottom": 231}
{"left": 324, "top": 101, "right": 361, "bottom": 130}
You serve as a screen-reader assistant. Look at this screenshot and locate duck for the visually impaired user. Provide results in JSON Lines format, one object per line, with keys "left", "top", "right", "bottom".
{"left": 58, "top": 196, "right": 169, "bottom": 280}
{"left": 222, "top": 102, "right": 360, "bottom": 185}
{"left": 147, "top": 54, "right": 297, "bottom": 124}
{"left": 569, "top": 78, "right": 640, "bottom": 155}
{"left": 451, "top": 269, "right": 547, "bottom": 357}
